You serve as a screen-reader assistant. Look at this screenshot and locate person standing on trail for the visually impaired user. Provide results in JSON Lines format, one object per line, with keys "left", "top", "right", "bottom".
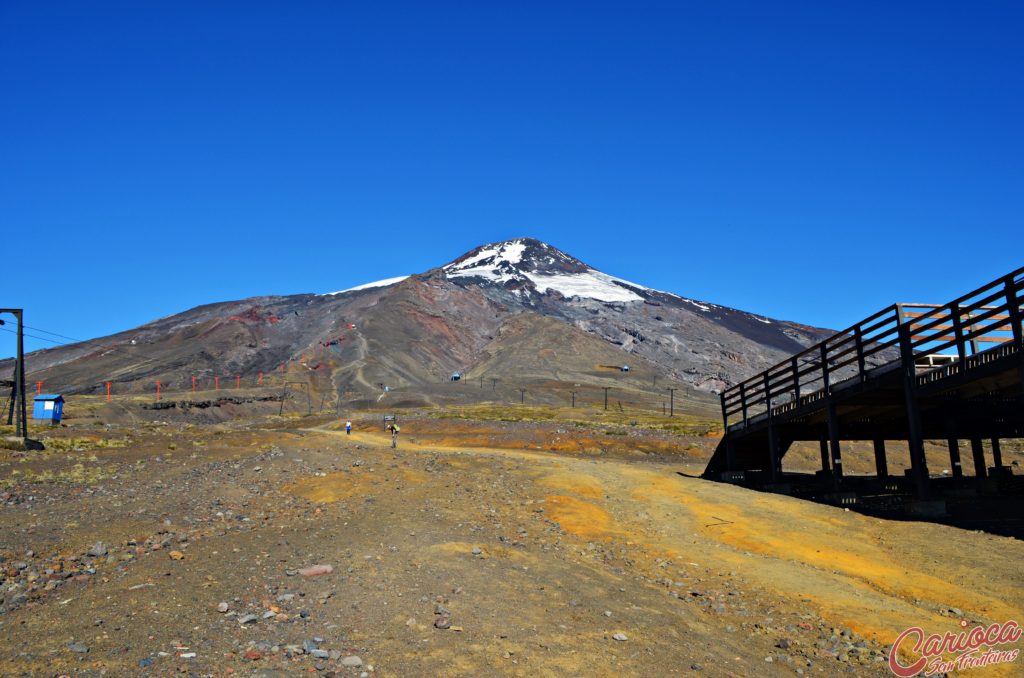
{"left": 390, "top": 423, "right": 400, "bottom": 448}
{"left": 345, "top": 421, "right": 352, "bottom": 435}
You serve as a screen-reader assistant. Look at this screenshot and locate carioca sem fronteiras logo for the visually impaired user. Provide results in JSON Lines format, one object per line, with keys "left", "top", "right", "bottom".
{"left": 889, "top": 619, "right": 1021, "bottom": 676}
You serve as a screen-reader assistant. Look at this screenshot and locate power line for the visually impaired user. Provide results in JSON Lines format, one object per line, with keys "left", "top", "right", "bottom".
{"left": 21, "top": 324, "right": 88, "bottom": 344}
{"left": 1, "top": 321, "right": 268, "bottom": 386}
{"left": 0, "top": 325, "right": 186, "bottom": 379}
{"left": 0, "top": 325, "right": 74, "bottom": 346}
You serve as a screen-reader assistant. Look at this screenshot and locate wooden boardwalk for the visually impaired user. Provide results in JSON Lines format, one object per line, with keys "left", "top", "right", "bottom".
{"left": 704, "top": 267, "right": 1024, "bottom": 501}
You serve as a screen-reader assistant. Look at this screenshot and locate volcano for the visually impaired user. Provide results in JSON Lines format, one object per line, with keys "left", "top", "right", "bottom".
{"left": 3, "top": 238, "right": 831, "bottom": 411}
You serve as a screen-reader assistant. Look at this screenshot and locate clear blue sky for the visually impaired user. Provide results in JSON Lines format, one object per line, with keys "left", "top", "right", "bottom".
{"left": 2, "top": 1, "right": 1022, "bottom": 357}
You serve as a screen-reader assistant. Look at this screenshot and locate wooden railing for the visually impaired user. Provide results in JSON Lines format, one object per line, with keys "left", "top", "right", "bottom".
{"left": 721, "top": 267, "right": 1024, "bottom": 429}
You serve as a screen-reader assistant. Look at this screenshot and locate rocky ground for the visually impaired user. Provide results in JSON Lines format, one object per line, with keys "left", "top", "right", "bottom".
{"left": 0, "top": 409, "right": 1021, "bottom": 677}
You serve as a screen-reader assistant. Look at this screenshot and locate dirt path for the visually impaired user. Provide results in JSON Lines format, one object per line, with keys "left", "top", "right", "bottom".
{"left": 316, "top": 424, "right": 1024, "bottom": 655}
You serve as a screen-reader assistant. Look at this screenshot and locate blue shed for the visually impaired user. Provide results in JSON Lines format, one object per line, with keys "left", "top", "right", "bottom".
{"left": 33, "top": 394, "right": 65, "bottom": 424}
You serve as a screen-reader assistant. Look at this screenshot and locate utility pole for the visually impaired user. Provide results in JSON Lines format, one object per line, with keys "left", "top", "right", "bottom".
{"left": 667, "top": 387, "right": 676, "bottom": 417}
{"left": 492, "top": 378, "right": 497, "bottom": 391}
{"left": 571, "top": 390, "right": 577, "bottom": 408}
{"left": 1, "top": 309, "right": 27, "bottom": 437}
{"left": 519, "top": 388, "right": 526, "bottom": 404}
{"left": 603, "top": 386, "right": 611, "bottom": 410}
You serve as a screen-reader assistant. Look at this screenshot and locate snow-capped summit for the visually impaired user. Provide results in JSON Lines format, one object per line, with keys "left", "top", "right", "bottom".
{"left": 442, "top": 238, "right": 648, "bottom": 303}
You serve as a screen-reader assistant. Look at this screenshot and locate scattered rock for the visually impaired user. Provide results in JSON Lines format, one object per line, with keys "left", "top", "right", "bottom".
{"left": 434, "top": 617, "right": 451, "bottom": 629}
{"left": 87, "top": 543, "right": 107, "bottom": 557}
{"left": 169, "top": 550, "right": 185, "bottom": 560}
{"left": 612, "top": 633, "right": 628, "bottom": 641}
{"left": 297, "top": 564, "right": 333, "bottom": 577}
{"left": 68, "top": 641, "right": 89, "bottom": 653}
{"left": 341, "top": 655, "right": 363, "bottom": 667}
{"left": 238, "top": 613, "right": 258, "bottom": 625}
{"left": 217, "top": 602, "right": 229, "bottom": 613}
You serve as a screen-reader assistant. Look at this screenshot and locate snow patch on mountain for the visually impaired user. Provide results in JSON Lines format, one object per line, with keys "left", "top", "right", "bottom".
{"left": 324, "top": 275, "right": 410, "bottom": 295}
{"left": 445, "top": 240, "right": 527, "bottom": 274}
{"left": 523, "top": 270, "right": 644, "bottom": 302}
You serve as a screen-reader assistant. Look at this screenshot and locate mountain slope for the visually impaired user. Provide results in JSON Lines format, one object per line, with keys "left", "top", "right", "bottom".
{"left": 2, "top": 238, "right": 831, "bottom": 406}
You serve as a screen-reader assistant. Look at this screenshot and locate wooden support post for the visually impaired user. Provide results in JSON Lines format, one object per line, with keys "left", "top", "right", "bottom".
{"left": 767, "top": 426, "right": 780, "bottom": 482}
{"left": 192, "top": 375, "right": 197, "bottom": 393}
{"left": 970, "top": 438, "right": 988, "bottom": 479}
{"left": 1007, "top": 276, "right": 1024, "bottom": 394}
{"left": 740, "top": 383, "right": 748, "bottom": 425}
{"left": 156, "top": 380, "right": 161, "bottom": 401}
{"left": 826, "top": 402, "right": 843, "bottom": 489}
{"left": 904, "top": 392, "right": 929, "bottom": 497}
{"left": 854, "top": 326, "right": 866, "bottom": 381}
{"left": 991, "top": 438, "right": 1004, "bottom": 477}
{"left": 873, "top": 439, "right": 888, "bottom": 479}
{"left": 818, "top": 438, "right": 831, "bottom": 475}
{"left": 950, "top": 303, "right": 967, "bottom": 364}
{"left": 791, "top": 356, "right": 801, "bottom": 403}
{"left": 897, "top": 310, "right": 929, "bottom": 498}
{"left": 946, "top": 438, "right": 963, "bottom": 478}
{"left": 236, "top": 375, "right": 241, "bottom": 389}
{"left": 215, "top": 376, "right": 220, "bottom": 390}
{"left": 765, "top": 371, "right": 779, "bottom": 481}
{"left": 259, "top": 371, "right": 263, "bottom": 386}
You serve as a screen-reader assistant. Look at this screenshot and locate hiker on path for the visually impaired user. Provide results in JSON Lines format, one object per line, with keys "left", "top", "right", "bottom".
{"left": 389, "top": 423, "right": 400, "bottom": 448}
{"left": 345, "top": 421, "right": 352, "bottom": 435}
